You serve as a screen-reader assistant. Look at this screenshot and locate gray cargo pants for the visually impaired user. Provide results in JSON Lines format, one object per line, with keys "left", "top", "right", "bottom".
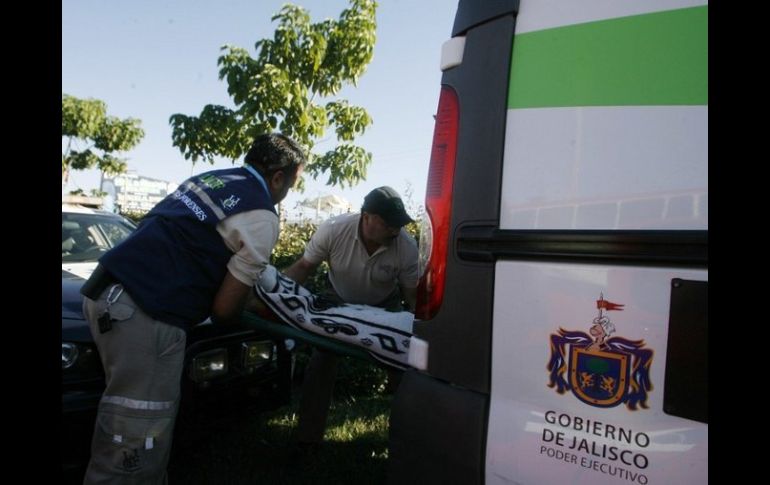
{"left": 82, "top": 284, "right": 186, "bottom": 485}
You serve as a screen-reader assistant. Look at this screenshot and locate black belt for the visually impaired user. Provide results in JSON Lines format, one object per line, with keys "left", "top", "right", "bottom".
{"left": 80, "top": 264, "right": 118, "bottom": 300}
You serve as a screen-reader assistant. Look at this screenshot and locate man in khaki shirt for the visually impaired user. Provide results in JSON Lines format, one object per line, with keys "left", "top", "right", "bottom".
{"left": 283, "top": 186, "right": 418, "bottom": 450}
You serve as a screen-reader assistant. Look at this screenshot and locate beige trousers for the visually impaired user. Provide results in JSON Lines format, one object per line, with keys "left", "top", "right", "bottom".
{"left": 82, "top": 285, "right": 186, "bottom": 485}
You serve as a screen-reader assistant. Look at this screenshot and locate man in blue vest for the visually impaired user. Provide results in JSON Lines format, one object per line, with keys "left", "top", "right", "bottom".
{"left": 79, "top": 132, "right": 305, "bottom": 484}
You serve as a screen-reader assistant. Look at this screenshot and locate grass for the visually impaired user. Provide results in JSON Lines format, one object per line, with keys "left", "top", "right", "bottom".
{"left": 168, "top": 356, "right": 394, "bottom": 484}
{"left": 62, "top": 352, "right": 394, "bottom": 484}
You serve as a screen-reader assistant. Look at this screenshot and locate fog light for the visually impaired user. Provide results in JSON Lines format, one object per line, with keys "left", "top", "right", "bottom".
{"left": 190, "top": 348, "right": 228, "bottom": 382}
{"left": 242, "top": 341, "right": 273, "bottom": 370}
{"left": 62, "top": 343, "right": 79, "bottom": 369}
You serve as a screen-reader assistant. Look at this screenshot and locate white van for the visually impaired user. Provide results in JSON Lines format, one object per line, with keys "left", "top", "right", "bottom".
{"left": 388, "top": 1, "right": 707, "bottom": 484}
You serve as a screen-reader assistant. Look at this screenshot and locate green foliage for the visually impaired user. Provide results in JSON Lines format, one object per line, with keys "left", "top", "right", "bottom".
{"left": 292, "top": 347, "right": 389, "bottom": 400}
{"left": 334, "top": 356, "right": 391, "bottom": 397}
{"left": 272, "top": 220, "right": 330, "bottom": 293}
{"left": 68, "top": 187, "right": 107, "bottom": 199}
{"left": 399, "top": 181, "right": 422, "bottom": 243}
{"left": 61, "top": 94, "right": 144, "bottom": 181}
{"left": 272, "top": 220, "right": 318, "bottom": 269}
{"left": 403, "top": 220, "right": 419, "bottom": 243}
{"left": 118, "top": 208, "right": 147, "bottom": 225}
{"left": 170, "top": 0, "right": 378, "bottom": 189}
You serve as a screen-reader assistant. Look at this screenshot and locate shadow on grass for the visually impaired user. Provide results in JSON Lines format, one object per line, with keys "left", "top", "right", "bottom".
{"left": 167, "top": 394, "right": 392, "bottom": 485}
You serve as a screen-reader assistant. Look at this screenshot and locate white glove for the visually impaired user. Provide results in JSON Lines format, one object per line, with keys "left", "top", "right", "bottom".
{"left": 258, "top": 264, "right": 278, "bottom": 292}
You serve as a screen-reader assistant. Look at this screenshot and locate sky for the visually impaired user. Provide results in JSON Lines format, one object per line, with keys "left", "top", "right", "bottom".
{"left": 62, "top": 0, "right": 458, "bottom": 218}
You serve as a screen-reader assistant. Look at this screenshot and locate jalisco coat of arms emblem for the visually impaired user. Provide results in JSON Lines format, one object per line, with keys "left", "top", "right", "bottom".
{"left": 547, "top": 294, "right": 654, "bottom": 410}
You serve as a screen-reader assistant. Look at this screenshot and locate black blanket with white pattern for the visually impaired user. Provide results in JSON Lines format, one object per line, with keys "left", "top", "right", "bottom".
{"left": 254, "top": 266, "right": 415, "bottom": 369}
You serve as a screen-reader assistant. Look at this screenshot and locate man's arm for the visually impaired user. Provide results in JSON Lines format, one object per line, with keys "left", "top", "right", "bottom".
{"left": 214, "top": 210, "right": 279, "bottom": 323}
{"left": 283, "top": 257, "right": 320, "bottom": 285}
{"left": 211, "top": 270, "right": 252, "bottom": 325}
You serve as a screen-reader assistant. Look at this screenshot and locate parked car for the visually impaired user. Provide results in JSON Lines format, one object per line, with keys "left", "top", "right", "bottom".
{"left": 61, "top": 204, "right": 293, "bottom": 475}
{"left": 388, "top": 1, "right": 707, "bottom": 484}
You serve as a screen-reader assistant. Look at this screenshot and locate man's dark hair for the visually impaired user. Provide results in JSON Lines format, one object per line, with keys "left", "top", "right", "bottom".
{"left": 244, "top": 133, "right": 306, "bottom": 177}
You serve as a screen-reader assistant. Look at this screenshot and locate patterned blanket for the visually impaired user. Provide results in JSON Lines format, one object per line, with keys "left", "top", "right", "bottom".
{"left": 254, "top": 266, "right": 416, "bottom": 369}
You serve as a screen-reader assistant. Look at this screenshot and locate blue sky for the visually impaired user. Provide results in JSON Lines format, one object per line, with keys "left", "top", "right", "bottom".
{"left": 62, "top": 0, "right": 458, "bottom": 217}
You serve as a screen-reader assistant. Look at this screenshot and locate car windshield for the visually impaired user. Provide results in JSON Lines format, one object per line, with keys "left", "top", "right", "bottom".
{"left": 62, "top": 213, "right": 135, "bottom": 263}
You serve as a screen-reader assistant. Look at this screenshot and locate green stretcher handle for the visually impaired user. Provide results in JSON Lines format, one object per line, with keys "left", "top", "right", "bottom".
{"left": 240, "top": 310, "right": 375, "bottom": 362}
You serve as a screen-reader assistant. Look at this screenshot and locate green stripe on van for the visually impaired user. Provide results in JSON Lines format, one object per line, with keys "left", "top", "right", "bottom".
{"left": 508, "top": 6, "right": 707, "bottom": 109}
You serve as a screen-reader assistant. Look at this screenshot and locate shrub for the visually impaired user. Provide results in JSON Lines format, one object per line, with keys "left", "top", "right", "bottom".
{"left": 118, "top": 209, "right": 147, "bottom": 225}
{"left": 272, "top": 220, "right": 330, "bottom": 293}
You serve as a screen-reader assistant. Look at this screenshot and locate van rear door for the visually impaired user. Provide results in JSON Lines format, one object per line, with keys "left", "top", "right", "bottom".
{"left": 486, "top": 2, "right": 707, "bottom": 483}
{"left": 388, "top": 1, "right": 707, "bottom": 484}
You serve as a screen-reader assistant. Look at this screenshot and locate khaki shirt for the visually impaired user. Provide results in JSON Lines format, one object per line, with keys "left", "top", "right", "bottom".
{"left": 216, "top": 209, "right": 279, "bottom": 286}
{"left": 303, "top": 213, "right": 418, "bottom": 306}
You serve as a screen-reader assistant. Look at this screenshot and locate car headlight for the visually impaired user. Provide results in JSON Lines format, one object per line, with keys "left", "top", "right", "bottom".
{"left": 62, "top": 343, "right": 79, "bottom": 369}
{"left": 61, "top": 342, "right": 101, "bottom": 380}
{"left": 190, "top": 348, "right": 228, "bottom": 382}
{"left": 241, "top": 341, "right": 274, "bottom": 372}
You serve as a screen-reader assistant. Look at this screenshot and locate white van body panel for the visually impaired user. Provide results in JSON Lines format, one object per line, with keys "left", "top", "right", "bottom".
{"left": 500, "top": 106, "right": 708, "bottom": 230}
{"left": 486, "top": 262, "right": 707, "bottom": 484}
{"left": 515, "top": 0, "right": 706, "bottom": 34}
{"left": 486, "top": 0, "right": 707, "bottom": 481}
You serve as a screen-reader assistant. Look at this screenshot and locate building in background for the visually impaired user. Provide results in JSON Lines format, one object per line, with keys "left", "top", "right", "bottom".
{"left": 282, "top": 193, "right": 353, "bottom": 223}
{"left": 102, "top": 172, "right": 177, "bottom": 213}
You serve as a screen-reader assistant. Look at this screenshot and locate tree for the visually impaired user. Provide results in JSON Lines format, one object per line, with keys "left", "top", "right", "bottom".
{"left": 61, "top": 94, "right": 145, "bottom": 184}
{"left": 169, "top": 0, "right": 377, "bottom": 189}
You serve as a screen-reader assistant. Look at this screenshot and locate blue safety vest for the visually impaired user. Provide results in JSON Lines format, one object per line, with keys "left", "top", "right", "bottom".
{"left": 99, "top": 166, "right": 276, "bottom": 327}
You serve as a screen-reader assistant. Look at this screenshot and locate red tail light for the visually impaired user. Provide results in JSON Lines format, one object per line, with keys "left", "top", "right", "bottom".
{"left": 416, "top": 85, "right": 459, "bottom": 320}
